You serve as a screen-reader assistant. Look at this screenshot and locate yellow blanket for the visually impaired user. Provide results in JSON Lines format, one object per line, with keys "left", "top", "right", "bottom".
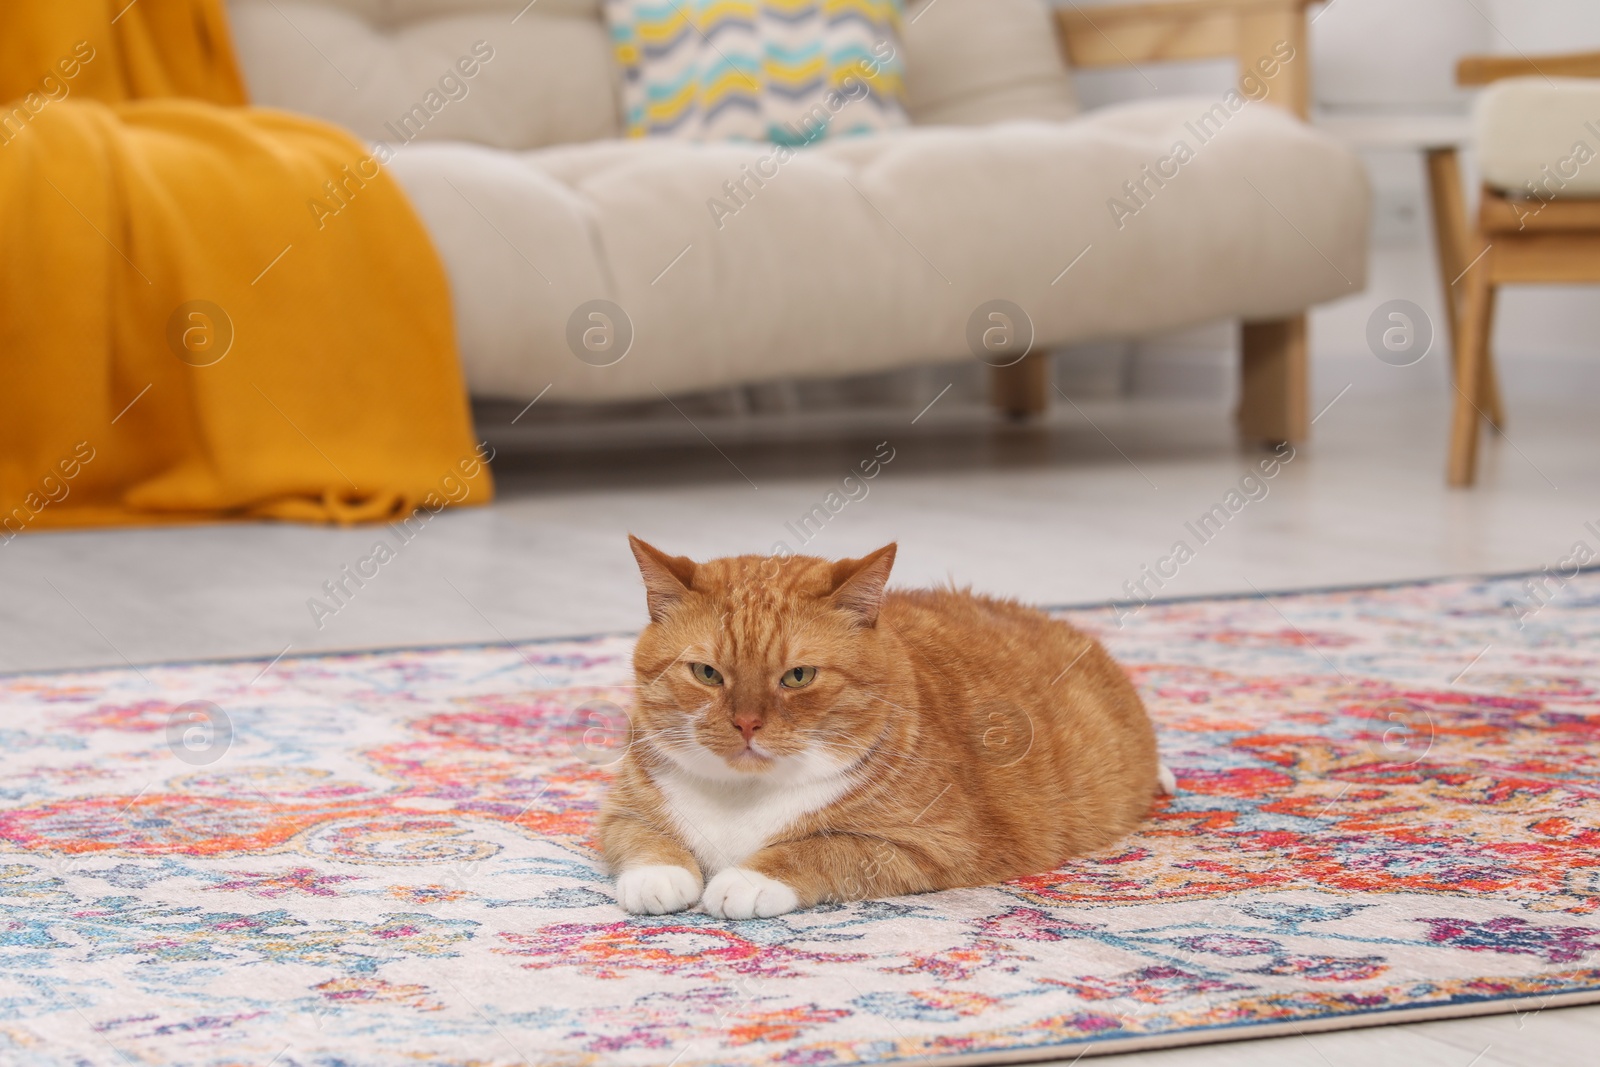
{"left": 0, "top": 0, "right": 491, "bottom": 531}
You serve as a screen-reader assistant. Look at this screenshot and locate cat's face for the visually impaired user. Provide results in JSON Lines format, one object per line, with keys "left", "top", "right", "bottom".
{"left": 626, "top": 538, "right": 898, "bottom": 784}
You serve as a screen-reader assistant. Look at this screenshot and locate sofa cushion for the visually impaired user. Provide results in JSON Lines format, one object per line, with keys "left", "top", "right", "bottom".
{"left": 227, "top": 0, "right": 622, "bottom": 150}
{"left": 604, "top": 0, "right": 909, "bottom": 143}
{"left": 1474, "top": 76, "right": 1600, "bottom": 197}
{"left": 901, "top": 0, "right": 1078, "bottom": 125}
{"left": 386, "top": 99, "right": 1368, "bottom": 401}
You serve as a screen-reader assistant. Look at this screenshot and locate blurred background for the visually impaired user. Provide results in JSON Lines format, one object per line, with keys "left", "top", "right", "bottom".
{"left": 7, "top": 0, "right": 1600, "bottom": 673}
{"left": 466, "top": 0, "right": 1600, "bottom": 502}
{"left": 1062, "top": 0, "right": 1600, "bottom": 399}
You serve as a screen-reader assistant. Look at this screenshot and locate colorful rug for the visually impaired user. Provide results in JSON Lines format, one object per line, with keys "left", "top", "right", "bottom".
{"left": 4, "top": 573, "right": 1600, "bottom": 1066}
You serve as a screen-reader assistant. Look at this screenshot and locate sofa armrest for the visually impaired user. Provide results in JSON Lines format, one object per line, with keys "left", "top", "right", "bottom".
{"left": 1055, "top": 0, "right": 1315, "bottom": 118}
{"left": 1456, "top": 50, "right": 1600, "bottom": 86}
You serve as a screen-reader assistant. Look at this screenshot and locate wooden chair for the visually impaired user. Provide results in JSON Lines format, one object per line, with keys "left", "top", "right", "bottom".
{"left": 996, "top": 0, "right": 1317, "bottom": 445}
{"left": 1442, "top": 51, "right": 1600, "bottom": 486}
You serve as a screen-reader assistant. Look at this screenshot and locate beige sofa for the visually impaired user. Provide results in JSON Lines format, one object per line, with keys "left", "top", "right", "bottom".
{"left": 227, "top": 0, "right": 1369, "bottom": 441}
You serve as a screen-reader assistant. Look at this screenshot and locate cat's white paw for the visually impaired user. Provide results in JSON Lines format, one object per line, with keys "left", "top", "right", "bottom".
{"left": 1157, "top": 764, "right": 1178, "bottom": 794}
{"left": 616, "top": 865, "right": 701, "bottom": 915}
{"left": 701, "top": 868, "right": 799, "bottom": 919}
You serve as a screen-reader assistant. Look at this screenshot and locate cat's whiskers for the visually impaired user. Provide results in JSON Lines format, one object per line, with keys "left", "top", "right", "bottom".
{"left": 860, "top": 689, "right": 918, "bottom": 716}
{"left": 632, "top": 717, "right": 707, "bottom": 758}
{"left": 783, "top": 688, "right": 931, "bottom": 768}
{"left": 802, "top": 730, "right": 958, "bottom": 769}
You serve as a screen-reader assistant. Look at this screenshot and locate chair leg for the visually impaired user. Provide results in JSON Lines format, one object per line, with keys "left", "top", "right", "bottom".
{"left": 1238, "top": 314, "right": 1309, "bottom": 445}
{"left": 991, "top": 352, "right": 1050, "bottom": 419}
{"left": 1447, "top": 252, "right": 1498, "bottom": 487}
{"left": 1426, "top": 149, "right": 1506, "bottom": 430}
{"left": 1477, "top": 322, "right": 1507, "bottom": 430}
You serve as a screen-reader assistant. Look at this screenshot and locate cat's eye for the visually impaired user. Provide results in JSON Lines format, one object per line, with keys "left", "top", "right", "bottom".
{"left": 780, "top": 666, "right": 817, "bottom": 689}
{"left": 689, "top": 663, "right": 724, "bottom": 686}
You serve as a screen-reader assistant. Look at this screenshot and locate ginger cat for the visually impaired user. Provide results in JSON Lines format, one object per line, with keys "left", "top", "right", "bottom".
{"left": 598, "top": 537, "right": 1170, "bottom": 919}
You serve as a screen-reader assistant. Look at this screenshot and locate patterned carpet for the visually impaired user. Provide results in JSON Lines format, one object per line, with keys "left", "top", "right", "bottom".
{"left": 4, "top": 573, "right": 1600, "bottom": 1066}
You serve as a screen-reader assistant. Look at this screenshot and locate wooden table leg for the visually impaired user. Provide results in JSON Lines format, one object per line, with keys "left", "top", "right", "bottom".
{"left": 1447, "top": 247, "right": 1498, "bottom": 486}
{"left": 1426, "top": 147, "right": 1505, "bottom": 428}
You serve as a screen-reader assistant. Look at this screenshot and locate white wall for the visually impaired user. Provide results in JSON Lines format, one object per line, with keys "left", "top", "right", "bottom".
{"left": 1312, "top": 0, "right": 1487, "bottom": 109}
{"left": 1312, "top": 0, "right": 1600, "bottom": 112}
{"left": 1072, "top": 0, "right": 1600, "bottom": 101}
{"left": 1482, "top": 0, "right": 1600, "bottom": 52}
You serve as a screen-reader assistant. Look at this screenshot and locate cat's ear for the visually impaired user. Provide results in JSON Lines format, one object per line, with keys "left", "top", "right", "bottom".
{"left": 828, "top": 543, "right": 897, "bottom": 627}
{"left": 628, "top": 535, "right": 697, "bottom": 622}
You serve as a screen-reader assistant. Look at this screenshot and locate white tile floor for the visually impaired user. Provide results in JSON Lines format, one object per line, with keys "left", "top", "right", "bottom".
{"left": 7, "top": 352, "right": 1596, "bottom": 675}
{"left": 3, "top": 349, "right": 1597, "bottom": 1063}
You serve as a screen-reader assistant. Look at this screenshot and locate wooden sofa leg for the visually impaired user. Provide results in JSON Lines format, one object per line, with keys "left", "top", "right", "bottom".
{"left": 1238, "top": 315, "right": 1309, "bottom": 445}
{"left": 991, "top": 352, "right": 1051, "bottom": 419}
{"left": 1447, "top": 255, "right": 1498, "bottom": 487}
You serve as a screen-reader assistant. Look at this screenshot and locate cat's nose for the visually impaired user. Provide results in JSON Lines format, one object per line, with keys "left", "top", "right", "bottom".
{"left": 733, "top": 714, "right": 763, "bottom": 742}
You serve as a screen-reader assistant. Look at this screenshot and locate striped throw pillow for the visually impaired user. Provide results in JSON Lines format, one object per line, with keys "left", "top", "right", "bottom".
{"left": 606, "top": 0, "right": 909, "bottom": 144}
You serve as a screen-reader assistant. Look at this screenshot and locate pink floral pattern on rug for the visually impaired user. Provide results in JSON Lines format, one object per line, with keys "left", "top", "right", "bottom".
{"left": 1, "top": 573, "right": 1599, "bottom": 1065}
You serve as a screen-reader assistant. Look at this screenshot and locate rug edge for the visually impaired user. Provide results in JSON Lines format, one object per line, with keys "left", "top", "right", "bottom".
{"left": 904, "top": 988, "right": 1600, "bottom": 1067}
{"left": 8, "top": 564, "right": 1596, "bottom": 682}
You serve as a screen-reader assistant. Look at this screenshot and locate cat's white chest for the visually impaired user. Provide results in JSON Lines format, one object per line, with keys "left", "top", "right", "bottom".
{"left": 653, "top": 759, "right": 850, "bottom": 875}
